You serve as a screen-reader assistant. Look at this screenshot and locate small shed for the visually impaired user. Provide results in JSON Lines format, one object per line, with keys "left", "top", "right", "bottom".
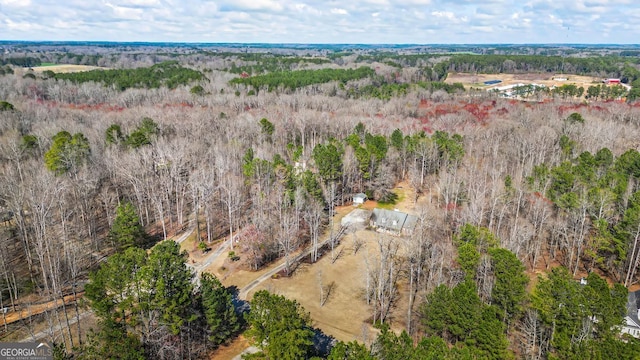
{"left": 622, "top": 290, "right": 640, "bottom": 339}
{"left": 483, "top": 79, "right": 502, "bottom": 86}
{"left": 353, "top": 193, "right": 368, "bottom": 205}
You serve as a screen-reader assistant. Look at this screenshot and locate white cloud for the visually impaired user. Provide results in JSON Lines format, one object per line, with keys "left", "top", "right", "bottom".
{"left": 105, "top": 2, "right": 144, "bottom": 20}
{"left": 109, "top": 0, "right": 160, "bottom": 7}
{"left": 0, "top": 0, "right": 30, "bottom": 6}
{"left": 0, "top": 0, "right": 638, "bottom": 43}
{"left": 222, "top": 0, "right": 284, "bottom": 11}
{"left": 431, "top": 10, "right": 467, "bottom": 23}
{"left": 398, "top": 0, "right": 432, "bottom": 4}
{"left": 4, "top": 18, "right": 41, "bottom": 31}
{"left": 431, "top": 11, "right": 454, "bottom": 19}
{"left": 291, "top": 3, "right": 321, "bottom": 15}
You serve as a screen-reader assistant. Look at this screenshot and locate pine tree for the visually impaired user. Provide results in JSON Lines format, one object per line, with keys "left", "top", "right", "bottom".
{"left": 44, "top": 131, "right": 91, "bottom": 175}
{"left": 143, "top": 240, "right": 194, "bottom": 335}
{"left": 108, "top": 201, "right": 147, "bottom": 250}
{"left": 85, "top": 247, "right": 148, "bottom": 326}
{"left": 245, "top": 290, "right": 314, "bottom": 359}
{"left": 489, "top": 247, "right": 529, "bottom": 320}
{"left": 199, "top": 272, "right": 239, "bottom": 347}
{"left": 328, "top": 341, "right": 374, "bottom": 360}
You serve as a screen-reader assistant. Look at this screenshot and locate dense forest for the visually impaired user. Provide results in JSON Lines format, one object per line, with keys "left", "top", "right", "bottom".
{"left": 54, "top": 61, "right": 205, "bottom": 90}
{"left": 2, "top": 43, "right": 640, "bottom": 359}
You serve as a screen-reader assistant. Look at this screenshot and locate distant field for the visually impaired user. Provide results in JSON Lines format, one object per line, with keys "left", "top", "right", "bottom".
{"left": 445, "top": 72, "right": 602, "bottom": 90}
{"left": 30, "top": 64, "right": 105, "bottom": 73}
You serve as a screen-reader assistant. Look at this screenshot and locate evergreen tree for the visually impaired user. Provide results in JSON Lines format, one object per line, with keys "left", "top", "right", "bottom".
{"left": 421, "top": 284, "right": 453, "bottom": 338}
{"left": 328, "top": 341, "right": 374, "bottom": 360}
{"left": 488, "top": 247, "right": 529, "bottom": 320}
{"left": 126, "top": 117, "right": 159, "bottom": 148}
{"left": 390, "top": 129, "right": 404, "bottom": 150}
{"left": 143, "top": 240, "right": 194, "bottom": 335}
{"left": 85, "top": 247, "right": 148, "bottom": 327}
{"left": 199, "top": 272, "right": 240, "bottom": 347}
{"left": 76, "top": 320, "right": 145, "bottom": 360}
{"left": 0, "top": 101, "right": 14, "bottom": 111}
{"left": 245, "top": 290, "right": 314, "bottom": 359}
{"left": 259, "top": 118, "right": 275, "bottom": 140}
{"left": 105, "top": 124, "right": 125, "bottom": 145}
{"left": 44, "top": 131, "right": 91, "bottom": 175}
{"left": 108, "top": 201, "right": 147, "bottom": 250}
{"left": 312, "top": 142, "right": 343, "bottom": 184}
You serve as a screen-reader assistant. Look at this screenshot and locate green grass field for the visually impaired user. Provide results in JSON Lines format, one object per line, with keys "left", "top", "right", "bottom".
{"left": 377, "top": 188, "right": 405, "bottom": 209}
{"left": 39, "top": 63, "right": 57, "bottom": 67}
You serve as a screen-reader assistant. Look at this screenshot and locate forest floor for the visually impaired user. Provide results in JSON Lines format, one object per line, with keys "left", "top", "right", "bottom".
{"left": 207, "top": 335, "right": 254, "bottom": 360}
{"left": 245, "top": 230, "right": 381, "bottom": 343}
{"left": 0, "top": 292, "right": 84, "bottom": 327}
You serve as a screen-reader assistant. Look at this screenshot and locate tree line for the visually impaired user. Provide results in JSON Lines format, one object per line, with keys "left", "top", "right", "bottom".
{"left": 53, "top": 61, "right": 205, "bottom": 90}
{"left": 226, "top": 56, "right": 330, "bottom": 75}
{"left": 441, "top": 54, "right": 636, "bottom": 78}
{"left": 229, "top": 67, "right": 376, "bottom": 92}
{"left": 0, "top": 57, "right": 41, "bottom": 67}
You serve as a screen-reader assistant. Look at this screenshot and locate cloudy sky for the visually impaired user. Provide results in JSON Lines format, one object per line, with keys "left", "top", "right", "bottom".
{"left": 0, "top": 0, "right": 638, "bottom": 44}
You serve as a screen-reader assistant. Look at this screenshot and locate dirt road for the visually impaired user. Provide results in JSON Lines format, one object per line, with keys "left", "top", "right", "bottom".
{"left": 238, "top": 227, "right": 345, "bottom": 300}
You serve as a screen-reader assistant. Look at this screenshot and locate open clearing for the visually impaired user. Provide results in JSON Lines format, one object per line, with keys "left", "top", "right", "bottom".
{"left": 29, "top": 64, "right": 105, "bottom": 73}
{"left": 445, "top": 72, "right": 602, "bottom": 90}
{"left": 247, "top": 230, "right": 380, "bottom": 343}
{"left": 241, "top": 184, "right": 418, "bottom": 343}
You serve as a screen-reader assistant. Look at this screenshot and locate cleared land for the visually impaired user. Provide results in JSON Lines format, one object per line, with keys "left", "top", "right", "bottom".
{"left": 246, "top": 231, "right": 379, "bottom": 343}
{"left": 29, "top": 64, "right": 105, "bottom": 73}
{"left": 238, "top": 185, "right": 418, "bottom": 343}
{"left": 445, "top": 72, "right": 602, "bottom": 90}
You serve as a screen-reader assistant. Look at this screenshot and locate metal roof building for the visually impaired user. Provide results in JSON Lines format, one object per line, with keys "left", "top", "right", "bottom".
{"left": 370, "top": 208, "right": 417, "bottom": 236}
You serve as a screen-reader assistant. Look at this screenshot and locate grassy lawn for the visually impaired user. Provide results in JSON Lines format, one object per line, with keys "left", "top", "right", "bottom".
{"left": 377, "top": 188, "right": 405, "bottom": 210}
{"left": 39, "top": 62, "right": 57, "bottom": 67}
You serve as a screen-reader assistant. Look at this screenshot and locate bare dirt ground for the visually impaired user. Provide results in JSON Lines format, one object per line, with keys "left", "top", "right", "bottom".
{"left": 29, "top": 65, "right": 105, "bottom": 73}
{"left": 239, "top": 184, "right": 418, "bottom": 343}
{"left": 445, "top": 72, "right": 602, "bottom": 90}
{"left": 208, "top": 335, "right": 252, "bottom": 360}
{"left": 2, "top": 307, "right": 96, "bottom": 346}
{"left": 246, "top": 230, "right": 379, "bottom": 343}
{"left": 0, "top": 292, "right": 83, "bottom": 327}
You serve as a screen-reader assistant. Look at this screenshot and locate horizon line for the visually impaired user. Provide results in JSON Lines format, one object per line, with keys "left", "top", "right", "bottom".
{"left": 1, "top": 40, "right": 640, "bottom": 47}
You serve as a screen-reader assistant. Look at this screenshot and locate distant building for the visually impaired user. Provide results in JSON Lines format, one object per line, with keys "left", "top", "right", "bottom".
{"left": 622, "top": 290, "right": 640, "bottom": 339}
{"left": 604, "top": 78, "right": 621, "bottom": 84}
{"left": 370, "top": 208, "right": 417, "bottom": 236}
{"left": 484, "top": 79, "right": 502, "bottom": 86}
{"left": 352, "top": 193, "right": 367, "bottom": 205}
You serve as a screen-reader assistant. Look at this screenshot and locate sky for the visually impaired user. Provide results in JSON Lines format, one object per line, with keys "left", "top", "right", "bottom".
{"left": 0, "top": 0, "right": 638, "bottom": 44}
